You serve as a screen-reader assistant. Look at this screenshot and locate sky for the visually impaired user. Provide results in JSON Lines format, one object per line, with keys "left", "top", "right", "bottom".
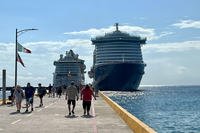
{"left": 0, "top": 0, "right": 200, "bottom": 87}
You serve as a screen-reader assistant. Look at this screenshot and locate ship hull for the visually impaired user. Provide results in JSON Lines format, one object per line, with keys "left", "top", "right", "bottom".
{"left": 94, "top": 63, "right": 145, "bottom": 91}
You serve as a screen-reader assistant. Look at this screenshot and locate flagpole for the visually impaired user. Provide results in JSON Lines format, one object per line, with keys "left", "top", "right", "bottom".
{"left": 15, "top": 29, "right": 17, "bottom": 87}
{"left": 15, "top": 28, "right": 38, "bottom": 87}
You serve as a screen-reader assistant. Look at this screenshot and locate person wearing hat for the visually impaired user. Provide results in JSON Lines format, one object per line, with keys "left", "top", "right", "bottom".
{"left": 65, "top": 81, "right": 79, "bottom": 116}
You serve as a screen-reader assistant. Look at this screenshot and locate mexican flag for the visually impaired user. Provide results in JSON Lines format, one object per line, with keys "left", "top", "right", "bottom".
{"left": 17, "top": 42, "right": 31, "bottom": 53}
{"left": 17, "top": 53, "right": 25, "bottom": 67}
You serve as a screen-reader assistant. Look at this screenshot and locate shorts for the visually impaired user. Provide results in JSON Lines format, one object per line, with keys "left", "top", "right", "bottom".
{"left": 67, "top": 100, "right": 76, "bottom": 106}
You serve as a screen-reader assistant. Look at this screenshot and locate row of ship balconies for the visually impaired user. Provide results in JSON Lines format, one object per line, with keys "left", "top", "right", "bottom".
{"left": 91, "top": 36, "right": 146, "bottom": 44}
{"left": 95, "top": 45, "right": 142, "bottom": 49}
{"left": 95, "top": 56, "right": 142, "bottom": 60}
{"left": 95, "top": 42, "right": 142, "bottom": 47}
{"left": 96, "top": 48, "right": 141, "bottom": 52}
{"left": 95, "top": 52, "right": 142, "bottom": 56}
{"left": 95, "top": 47, "right": 142, "bottom": 52}
{"left": 94, "top": 60, "right": 144, "bottom": 66}
{"left": 55, "top": 69, "right": 80, "bottom": 73}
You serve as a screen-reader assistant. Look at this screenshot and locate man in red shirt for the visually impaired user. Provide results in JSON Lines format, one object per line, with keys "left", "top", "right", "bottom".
{"left": 81, "top": 84, "right": 96, "bottom": 116}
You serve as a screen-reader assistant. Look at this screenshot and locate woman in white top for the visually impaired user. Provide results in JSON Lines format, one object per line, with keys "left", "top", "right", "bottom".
{"left": 13, "top": 85, "right": 24, "bottom": 112}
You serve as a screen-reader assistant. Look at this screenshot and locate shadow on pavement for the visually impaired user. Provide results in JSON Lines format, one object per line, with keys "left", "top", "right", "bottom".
{"left": 81, "top": 115, "right": 96, "bottom": 118}
{"left": 35, "top": 106, "right": 44, "bottom": 108}
{"left": 10, "top": 111, "right": 32, "bottom": 115}
{"left": 20, "top": 111, "right": 32, "bottom": 115}
{"left": 65, "top": 115, "right": 78, "bottom": 119}
{"left": 9, "top": 111, "right": 20, "bottom": 115}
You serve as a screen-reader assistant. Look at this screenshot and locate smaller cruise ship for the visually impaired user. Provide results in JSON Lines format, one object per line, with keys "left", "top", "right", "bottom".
{"left": 53, "top": 50, "right": 86, "bottom": 87}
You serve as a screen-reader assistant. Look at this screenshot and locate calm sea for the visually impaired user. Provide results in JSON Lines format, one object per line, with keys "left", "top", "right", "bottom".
{"left": 0, "top": 91, "right": 10, "bottom": 99}
{"left": 106, "top": 86, "right": 200, "bottom": 133}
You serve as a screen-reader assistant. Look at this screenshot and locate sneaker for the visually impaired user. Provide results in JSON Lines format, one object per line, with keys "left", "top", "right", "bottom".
{"left": 87, "top": 112, "right": 90, "bottom": 116}
{"left": 84, "top": 111, "right": 86, "bottom": 115}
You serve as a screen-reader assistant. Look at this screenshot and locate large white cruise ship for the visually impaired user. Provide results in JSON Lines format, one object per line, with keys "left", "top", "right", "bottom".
{"left": 89, "top": 23, "right": 146, "bottom": 91}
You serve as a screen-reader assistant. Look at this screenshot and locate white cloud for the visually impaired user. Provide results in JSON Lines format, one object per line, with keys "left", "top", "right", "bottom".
{"left": 24, "top": 39, "right": 91, "bottom": 53}
{"left": 26, "top": 39, "right": 91, "bottom": 47}
{"left": 158, "top": 31, "right": 174, "bottom": 38}
{"left": 142, "top": 53, "right": 200, "bottom": 85}
{"left": 143, "top": 40, "right": 200, "bottom": 53}
{"left": 172, "top": 19, "right": 200, "bottom": 29}
{"left": 0, "top": 44, "right": 7, "bottom": 51}
{"left": 64, "top": 24, "right": 172, "bottom": 41}
{"left": 177, "top": 66, "right": 187, "bottom": 75}
{"left": 0, "top": 42, "right": 14, "bottom": 53}
{"left": 7, "top": 74, "right": 46, "bottom": 81}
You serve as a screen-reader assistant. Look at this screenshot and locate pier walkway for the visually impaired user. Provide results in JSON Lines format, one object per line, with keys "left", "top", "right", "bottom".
{"left": 0, "top": 95, "right": 132, "bottom": 133}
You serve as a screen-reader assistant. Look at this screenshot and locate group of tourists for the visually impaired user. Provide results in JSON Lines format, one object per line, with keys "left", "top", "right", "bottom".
{"left": 47, "top": 84, "right": 65, "bottom": 98}
{"left": 12, "top": 83, "right": 46, "bottom": 112}
{"left": 65, "top": 82, "right": 96, "bottom": 116}
{"left": 12, "top": 81, "right": 96, "bottom": 116}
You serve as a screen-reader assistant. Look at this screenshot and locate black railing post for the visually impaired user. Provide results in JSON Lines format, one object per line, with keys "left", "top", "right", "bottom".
{"left": 2, "top": 69, "right": 6, "bottom": 104}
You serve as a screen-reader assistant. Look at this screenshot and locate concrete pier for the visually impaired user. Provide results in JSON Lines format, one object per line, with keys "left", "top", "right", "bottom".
{"left": 0, "top": 95, "right": 132, "bottom": 133}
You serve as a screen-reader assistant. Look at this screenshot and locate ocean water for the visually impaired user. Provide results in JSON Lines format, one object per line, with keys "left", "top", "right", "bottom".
{"left": 106, "top": 86, "right": 200, "bottom": 133}
{"left": 0, "top": 91, "right": 10, "bottom": 99}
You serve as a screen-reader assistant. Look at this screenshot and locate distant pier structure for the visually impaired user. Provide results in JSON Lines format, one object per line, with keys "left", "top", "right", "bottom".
{"left": 53, "top": 50, "right": 86, "bottom": 87}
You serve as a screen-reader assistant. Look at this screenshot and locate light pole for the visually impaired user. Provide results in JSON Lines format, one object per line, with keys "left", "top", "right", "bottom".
{"left": 15, "top": 28, "right": 38, "bottom": 87}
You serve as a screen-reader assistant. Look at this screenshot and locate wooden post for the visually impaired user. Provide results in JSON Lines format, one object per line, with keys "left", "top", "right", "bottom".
{"left": 2, "top": 69, "right": 6, "bottom": 104}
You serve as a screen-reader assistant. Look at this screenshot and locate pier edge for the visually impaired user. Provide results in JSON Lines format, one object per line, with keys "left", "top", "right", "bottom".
{"left": 99, "top": 92, "right": 156, "bottom": 133}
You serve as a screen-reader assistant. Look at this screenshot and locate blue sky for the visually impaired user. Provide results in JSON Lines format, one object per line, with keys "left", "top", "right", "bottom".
{"left": 0, "top": 0, "right": 200, "bottom": 86}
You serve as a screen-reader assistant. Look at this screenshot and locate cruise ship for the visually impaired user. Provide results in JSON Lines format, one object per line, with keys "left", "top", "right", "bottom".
{"left": 53, "top": 50, "right": 86, "bottom": 87}
{"left": 88, "top": 23, "right": 146, "bottom": 91}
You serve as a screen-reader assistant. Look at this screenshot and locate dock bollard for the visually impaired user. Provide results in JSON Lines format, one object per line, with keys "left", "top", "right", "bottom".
{"left": 2, "top": 69, "right": 6, "bottom": 104}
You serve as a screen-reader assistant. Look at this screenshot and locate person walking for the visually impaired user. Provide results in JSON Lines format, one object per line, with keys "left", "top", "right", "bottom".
{"left": 52, "top": 85, "right": 56, "bottom": 98}
{"left": 13, "top": 85, "right": 24, "bottom": 113}
{"left": 57, "top": 86, "right": 62, "bottom": 98}
{"left": 81, "top": 84, "right": 96, "bottom": 116}
{"left": 10, "top": 87, "right": 15, "bottom": 106}
{"left": 65, "top": 81, "right": 79, "bottom": 116}
{"left": 47, "top": 84, "right": 52, "bottom": 97}
{"left": 24, "top": 83, "right": 35, "bottom": 112}
{"left": 37, "top": 83, "right": 46, "bottom": 107}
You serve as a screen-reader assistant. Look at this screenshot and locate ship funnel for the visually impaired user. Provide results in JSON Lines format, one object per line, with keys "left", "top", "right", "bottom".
{"left": 115, "top": 23, "right": 119, "bottom": 31}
